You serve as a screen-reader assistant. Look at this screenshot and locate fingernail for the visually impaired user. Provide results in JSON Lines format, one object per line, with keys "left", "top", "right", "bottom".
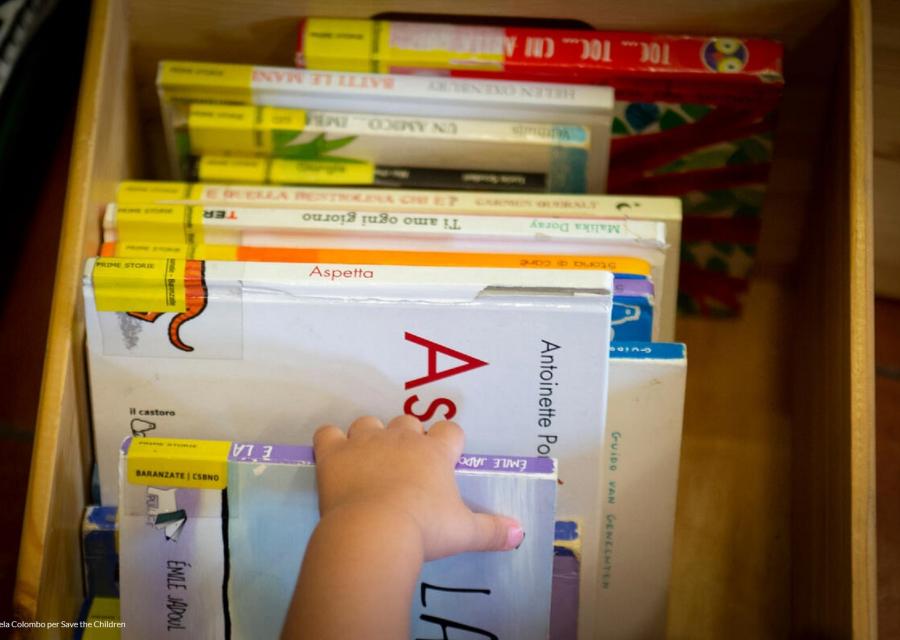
{"left": 507, "top": 527, "right": 525, "bottom": 550}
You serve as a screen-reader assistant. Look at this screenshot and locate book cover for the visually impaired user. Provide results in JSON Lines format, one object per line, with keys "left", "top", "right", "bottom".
{"left": 190, "top": 155, "right": 551, "bottom": 192}
{"left": 551, "top": 520, "right": 581, "bottom": 640}
{"left": 118, "top": 437, "right": 558, "bottom": 639}
{"left": 85, "top": 257, "right": 612, "bottom": 636}
{"left": 598, "top": 341, "right": 687, "bottom": 638}
{"left": 82, "top": 506, "right": 119, "bottom": 598}
{"left": 293, "top": 18, "right": 784, "bottom": 315}
{"left": 113, "top": 180, "right": 681, "bottom": 341}
{"left": 175, "top": 103, "right": 591, "bottom": 193}
{"left": 610, "top": 294, "right": 653, "bottom": 342}
{"left": 101, "top": 203, "right": 665, "bottom": 340}
{"left": 156, "top": 61, "right": 613, "bottom": 192}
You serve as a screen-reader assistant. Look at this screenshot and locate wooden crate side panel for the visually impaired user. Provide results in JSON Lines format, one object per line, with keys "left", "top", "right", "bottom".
{"left": 791, "top": 0, "right": 876, "bottom": 635}
{"left": 849, "top": 0, "right": 877, "bottom": 635}
{"left": 13, "top": 0, "right": 137, "bottom": 625}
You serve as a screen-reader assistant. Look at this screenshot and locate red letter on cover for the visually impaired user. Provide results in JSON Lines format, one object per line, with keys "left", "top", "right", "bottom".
{"left": 404, "top": 332, "right": 489, "bottom": 390}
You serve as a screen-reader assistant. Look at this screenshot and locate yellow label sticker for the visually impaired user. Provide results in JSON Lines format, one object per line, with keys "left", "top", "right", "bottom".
{"left": 187, "top": 104, "right": 307, "bottom": 156}
{"left": 127, "top": 437, "right": 231, "bottom": 490}
{"left": 116, "top": 181, "right": 191, "bottom": 204}
{"left": 303, "top": 18, "right": 376, "bottom": 72}
{"left": 92, "top": 258, "right": 187, "bottom": 312}
{"left": 158, "top": 61, "right": 254, "bottom": 103}
{"left": 116, "top": 205, "right": 205, "bottom": 244}
{"left": 261, "top": 106, "right": 307, "bottom": 132}
{"left": 301, "top": 19, "right": 504, "bottom": 73}
{"left": 187, "top": 104, "right": 260, "bottom": 155}
{"left": 269, "top": 159, "right": 375, "bottom": 185}
{"left": 112, "top": 242, "right": 238, "bottom": 261}
{"left": 197, "top": 156, "right": 269, "bottom": 183}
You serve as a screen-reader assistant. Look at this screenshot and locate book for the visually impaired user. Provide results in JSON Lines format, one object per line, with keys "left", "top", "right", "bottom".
{"left": 294, "top": 18, "right": 785, "bottom": 315}
{"left": 156, "top": 61, "right": 613, "bottom": 192}
{"left": 82, "top": 506, "right": 119, "bottom": 598}
{"left": 295, "top": 19, "right": 783, "bottom": 90}
{"left": 112, "top": 180, "right": 681, "bottom": 340}
{"left": 175, "top": 103, "right": 591, "bottom": 192}
{"left": 598, "top": 342, "right": 688, "bottom": 638}
{"left": 551, "top": 520, "right": 581, "bottom": 640}
{"left": 191, "top": 156, "right": 551, "bottom": 192}
{"left": 99, "top": 241, "right": 650, "bottom": 274}
{"left": 75, "top": 596, "right": 122, "bottom": 639}
{"left": 98, "top": 242, "right": 655, "bottom": 343}
{"left": 101, "top": 203, "right": 665, "bottom": 339}
{"left": 118, "top": 437, "right": 558, "bottom": 639}
{"left": 102, "top": 202, "right": 664, "bottom": 249}
{"left": 610, "top": 293, "right": 653, "bottom": 342}
{"left": 84, "top": 257, "right": 613, "bottom": 636}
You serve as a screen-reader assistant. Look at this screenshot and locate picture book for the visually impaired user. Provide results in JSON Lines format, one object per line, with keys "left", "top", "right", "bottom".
{"left": 157, "top": 61, "right": 613, "bottom": 192}
{"left": 174, "top": 103, "right": 591, "bottom": 192}
{"left": 598, "top": 342, "right": 688, "bottom": 638}
{"left": 82, "top": 506, "right": 119, "bottom": 598}
{"left": 190, "top": 155, "right": 552, "bottom": 192}
{"left": 84, "top": 257, "right": 613, "bottom": 636}
{"left": 118, "top": 437, "right": 557, "bottom": 639}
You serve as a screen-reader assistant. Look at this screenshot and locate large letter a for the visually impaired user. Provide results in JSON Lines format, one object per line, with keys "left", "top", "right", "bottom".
{"left": 404, "top": 332, "right": 489, "bottom": 390}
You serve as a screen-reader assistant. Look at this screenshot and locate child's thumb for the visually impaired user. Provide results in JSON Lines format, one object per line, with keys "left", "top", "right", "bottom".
{"left": 469, "top": 514, "right": 525, "bottom": 552}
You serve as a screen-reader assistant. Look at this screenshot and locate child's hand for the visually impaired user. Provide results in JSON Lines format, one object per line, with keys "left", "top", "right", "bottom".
{"left": 313, "top": 415, "right": 525, "bottom": 560}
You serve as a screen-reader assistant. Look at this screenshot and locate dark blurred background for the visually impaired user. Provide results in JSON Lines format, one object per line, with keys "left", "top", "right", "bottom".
{"left": 0, "top": 0, "right": 89, "bottom": 622}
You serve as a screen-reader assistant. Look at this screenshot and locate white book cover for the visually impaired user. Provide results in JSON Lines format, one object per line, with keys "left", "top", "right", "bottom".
{"left": 101, "top": 203, "right": 666, "bottom": 341}
{"left": 156, "top": 61, "right": 613, "bottom": 192}
{"left": 598, "top": 342, "right": 687, "bottom": 639}
{"left": 178, "top": 103, "right": 592, "bottom": 193}
{"left": 115, "top": 181, "right": 681, "bottom": 341}
{"left": 85, "top": 257, "right": 612, "bottom": 639}
{"left": 118, "top": 437, "right": 558, "bottom": 639}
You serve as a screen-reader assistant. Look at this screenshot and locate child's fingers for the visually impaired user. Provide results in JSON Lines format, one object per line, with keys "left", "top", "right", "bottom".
{"left": 312, "top": 424, "right": 346, "bottom": 458}
{"left": 386, "top": 414, "right": 425, "bottom": 433}
{"left": 426, "top": 420, "right": 464, "bottom": 461}
{"left": 347, "top": 415, "right": 384, "bottom": 438}
{"left": 467, "top": 513, "right": 525, "bottom": 552}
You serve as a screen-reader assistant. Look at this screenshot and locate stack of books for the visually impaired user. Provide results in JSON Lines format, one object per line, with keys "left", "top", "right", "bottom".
{"left": 78, "top": 15, "right": 783, "bottom": 640}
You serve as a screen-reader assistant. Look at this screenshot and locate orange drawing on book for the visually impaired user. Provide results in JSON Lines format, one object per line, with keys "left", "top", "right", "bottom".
{"left": 128, "top": 260, "right": 208, "bottom": 352}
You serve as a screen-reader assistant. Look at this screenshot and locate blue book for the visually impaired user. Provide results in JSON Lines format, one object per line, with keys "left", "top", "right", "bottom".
{"left": 82, "top": 506, "right": 119, "bottom": 598}
{"left": 612, "top": 276, "right": 654, "bottom": 341}
{"left": 119, "top": 437, "right": 558, "bottom": 639}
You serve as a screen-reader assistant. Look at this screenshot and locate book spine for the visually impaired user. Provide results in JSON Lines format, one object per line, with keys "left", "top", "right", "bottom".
{"left": 115, "top": 180, "right": 682, "bottom": 222}
{"left": 297, "top": 19, "right": 784, "bottom": 95}
{"left": 88, "top": 257, "right": 617, "bottom": 300}
{"left": 190, "top": 155, "right": 549, "bottom": 193}
{"left": 107, "top": 203, "right": 663, "bottom": 246}
{"left": 181, "top": 103, "right": 589, "bottom": 160}
{"left": 100, "top": 242, "right": 652, "bottom": 278}
{"left": 372, "top": 166, "right": 547, "bottom": 192}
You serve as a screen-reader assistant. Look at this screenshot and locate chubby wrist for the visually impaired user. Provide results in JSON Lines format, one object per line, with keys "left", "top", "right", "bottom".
{"left": 317, "top": 501, "right": 427, "bottom": 563}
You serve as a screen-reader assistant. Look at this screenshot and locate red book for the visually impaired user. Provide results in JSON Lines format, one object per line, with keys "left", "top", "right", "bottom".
{"left": 296, "top": 18, "right": 784, "bottom": 105}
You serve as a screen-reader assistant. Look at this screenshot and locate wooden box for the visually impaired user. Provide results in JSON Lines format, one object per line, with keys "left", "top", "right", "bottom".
{"left": 14, "top": 0, "right": 876, "bottom": 637}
